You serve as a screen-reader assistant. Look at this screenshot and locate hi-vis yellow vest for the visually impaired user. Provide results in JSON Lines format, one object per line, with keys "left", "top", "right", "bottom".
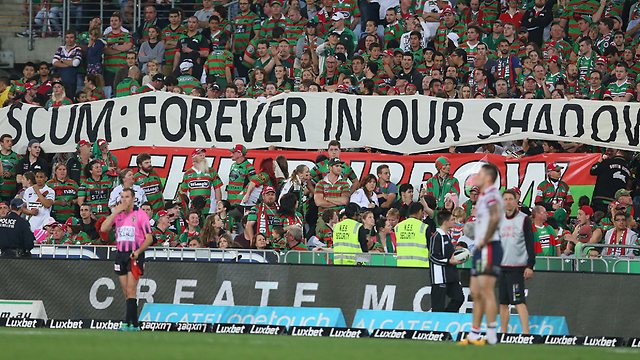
{"left": 332, "top": 218, "right": 363, "bottom": 265}
{"left": 394, "top": 217, "right": 429, "bottom": 268}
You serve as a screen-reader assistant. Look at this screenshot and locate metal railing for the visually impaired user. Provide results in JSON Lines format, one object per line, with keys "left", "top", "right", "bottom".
{"left": 30, "top": 244, "right": 280, "bottom": 263}
{"left": 24, "top": 244, "right": 640, "bottom": 273}
{"left": 11, "top": 0, "right": 239, "bottom": 47}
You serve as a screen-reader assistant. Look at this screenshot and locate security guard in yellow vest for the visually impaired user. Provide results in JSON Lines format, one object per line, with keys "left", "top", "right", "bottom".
{"left": 394, "top": 202, "right": 429, "bottom": 268}
{"left": 332, "top": 203, "right": 368, "bottom": 265}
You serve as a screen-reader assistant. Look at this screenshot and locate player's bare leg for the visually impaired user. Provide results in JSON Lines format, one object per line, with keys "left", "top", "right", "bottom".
{"left": 459, "top": 276, "right": 485, "bottom": 345}
{"left": 515, "top": 304, "right": 530, "bottom": 334}
{"left": 499, "top": 304, "right": 510, "bottom": 333}
{"left": 481, "top": 275, "right": 498, "bottom": 344}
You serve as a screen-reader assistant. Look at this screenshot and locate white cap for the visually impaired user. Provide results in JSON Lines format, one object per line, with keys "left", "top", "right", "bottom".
{"left": 331, "top": 12, "right": 346, "bottom": 21}
{"left": 179, "top": 60, "right": 194, "bottom": 72}
{"left": 447, "top": 32, "right": 460, "bottom": 48}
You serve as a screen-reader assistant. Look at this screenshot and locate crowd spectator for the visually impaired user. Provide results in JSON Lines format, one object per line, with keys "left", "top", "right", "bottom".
{"left": 4, "top": 1, "right": 640, "bottom": 261}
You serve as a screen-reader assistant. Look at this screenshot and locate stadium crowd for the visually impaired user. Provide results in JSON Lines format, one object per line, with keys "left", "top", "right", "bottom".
{"left": 1, "top": 0, "right": 640, "bottom": 259}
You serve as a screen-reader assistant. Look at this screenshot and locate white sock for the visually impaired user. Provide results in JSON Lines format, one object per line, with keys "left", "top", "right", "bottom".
{"left": 487, "top": 322, "right": 498, "bottom": 344}
{"left": 468, "top": 327, "right": 481, "bottom": 341}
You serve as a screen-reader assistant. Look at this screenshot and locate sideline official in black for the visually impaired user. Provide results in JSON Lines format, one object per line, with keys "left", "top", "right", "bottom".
{"left": 0, "top": 198, "right": 35, "bottom": 258}
{"left": 429, "top": 210, "right": 464, "bottom": 312}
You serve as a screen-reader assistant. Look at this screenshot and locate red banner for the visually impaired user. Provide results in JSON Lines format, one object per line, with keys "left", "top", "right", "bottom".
{"left": 113, "top": 147, "right": 599, "bottom": 213}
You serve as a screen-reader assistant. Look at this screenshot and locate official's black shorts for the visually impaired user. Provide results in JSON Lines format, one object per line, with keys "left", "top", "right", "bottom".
{"left": 471, "top": 241, "right": 503, "bottom": 277}
{"left": 499, "top": 269, "right": 526, "bottom": 305}
{"left": 113, "top": 251, "right": 145, "bottom": 276}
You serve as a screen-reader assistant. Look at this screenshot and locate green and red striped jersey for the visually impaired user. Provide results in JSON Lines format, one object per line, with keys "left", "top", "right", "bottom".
{"left": 435, "top": 22, "right": 467, "bottom": 54}
{"left": 284, "top": 17, "right": 306, "bottom": 46}
{"left": 46, "top": 178, "right": 79, "bottom": 222}
{"left": 89, "top": 89, "right": 106, "bottom": 101}
{"left": 533, "top": 223, "right": 559, "bottom": 256}
{"left": 227, "top": 159, "right": 256, "bottom": 205}
{"left": 384, "top": 22, "right": 402, "bottom": 48}
{"left": 603, "top": 0, "right": 625, "bottom": 18}
{"left": 0, "top": 151, "right": 21, "bottom": 200}
{"left": 276, "top": 212, "right": 304, "bottom": 230}
{"left": 103, "top": 30, "right": 133, "bottom": 74}
{"left": 45, "top": 97, "right": 73, "bottom": 108}
{"left": 605, "top": 80, "right": 634, "bottom": 98}
{"left": 242, "top": 37, "right": 260, "bottom": 68}
{"left": 564, "top": 1, "right": 599, "bottom": 39}
{"left": 178, "top": 228, "right": 201, "bottom": 246}
{"left": 203, "top": 49, "right": 234, "bottom": 79}
{"left": 597, "top": 216, "right": 614, "bottom": 234}
{"left": 576, "top": 52, "right": 596, "bottom": 85}
{"left": 587, "top": 86, "right": 605, "bottom": 100}
{"left": 177, "top": 75, "right": 201, "bottom": 94}
{"left": 543, "top": 39, "right": 572, "bottom": 61}
{"left": 424, "top": 175, "right": 461, "bottom": 209}
{"left": 161, "top": 24, "right": 187, "bottom": 67}
{"left": 10, "top": 78, "right": 27, "bottom": 94}
{"left": 259, "top": 15, "right": 288, "bottom": 40}
{"left": 246, "top": 203, "right": 280, "bottom": 238}
{"left": 315, "top": 220, "right": 333, "bottom": 247}
{"left": 178, "top": 167, "right": 223, "bottom": 215}
{"left": 79, "top": 176, "right": 112, "bottom": 218}
{"left": 232, "top": 11, "right": 260, "bottom": 54}
{"left": 534, "top": 179, "right": 574, "bottom": 208}
{"left": 220, "top": 213, "right": 237, "bottom": 234}
{"left": 115, "top": 77, "right": 140, "bottom": 97}
{"left": 69, "top": 231, "right": 92, "bottom": 245}
{"left": 310, "top": 159, "right": 357, "bottom": 184}
{"left": 246, "top": 83, "right": 265, "bottom": 97}
{"left": 479, "top": 0, "right": 500, "bottom": 33}
{"left": 250, "top": 171, "right": 274, "bottom": 188}
{"left": 134, "top": 169, "right": 165, "bottom": 213}
{"left": 335, "top": 0, "right": 361, "bottom": 27}
{"left": 152, "top": 226, "right": 177, "bottom": 246}
{"left": 318, "top": 69, "right": 340, "bottom": 86}
{"left": 315, "top": 176, "right": 350, "bottom": 216}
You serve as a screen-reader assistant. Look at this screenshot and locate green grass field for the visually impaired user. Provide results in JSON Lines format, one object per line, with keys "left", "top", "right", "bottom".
{"left": 2, "top": 328, "right": 639, "bottom": 359}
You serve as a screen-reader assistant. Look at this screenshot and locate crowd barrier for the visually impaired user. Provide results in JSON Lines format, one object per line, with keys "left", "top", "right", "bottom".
{"left": 28, "top": 245, "right": 640, "bottom": 274}
{"left": 1, "top": 258, "right": 639, "bottom": 338}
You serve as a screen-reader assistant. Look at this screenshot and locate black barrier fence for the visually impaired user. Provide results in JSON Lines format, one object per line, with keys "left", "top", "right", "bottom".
{"left": 0, "top": 259, "right": 639, "bottom": 338}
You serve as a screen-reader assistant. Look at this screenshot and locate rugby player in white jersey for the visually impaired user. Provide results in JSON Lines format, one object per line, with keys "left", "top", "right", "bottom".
{"left": 460, "top": 163, "right": 503, "bottom": 345}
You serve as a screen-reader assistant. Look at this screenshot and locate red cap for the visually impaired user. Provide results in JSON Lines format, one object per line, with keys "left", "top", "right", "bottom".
{"left": 382, "top": 49, "right": 394, "bottom": 57}
{"left": 65, "top": 217, "right": 80, "bottom": 226}
{"left": 546, "top": 162, "right": 561, "bottom": 172}
{"left": 263, "top": 186, "right": 276, "bottom": 194}
{"left": 97, "top": 139, "right": 108, "bottom": 148}
{"left": 78, "top": 139, "right": 90, "bottom": 147}
{"left": 596, "top": 56, "right": 607, "bottom": 64}
{"left": 157, "top": 210, "right": 169, "bottom": 218}
{"left": 389, "top": 86, "right": 400, "bottom": 94}
{"left": 191, "top": 148, "right": 206, "bottom": 157}
{"left": 0, "top": 201, "right": 8, "bottom": 207}
{"left": 549, "top": 55, "right": 559, "bottom": 63}
{"left": 51, "top": 222, "right": 64, "bottom": 229}
{"left": 230, "top": 144, "right": 247, "bottom": 155}
{"left": 441, "top": 5, "right": 455, "bottom": 15}
{"left": 336, "top": 84, "right": 350, "bottom": 93}
{"left": 580, "top": 205, "right": 594, "bottom": 217}
{"left": 406, "top": 83, "right": 417, "bottom": 89}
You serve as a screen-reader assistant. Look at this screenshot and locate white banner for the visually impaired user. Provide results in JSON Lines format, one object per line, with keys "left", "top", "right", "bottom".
{"left": 1, "top": 92, "right": 639, "bottom": 153}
